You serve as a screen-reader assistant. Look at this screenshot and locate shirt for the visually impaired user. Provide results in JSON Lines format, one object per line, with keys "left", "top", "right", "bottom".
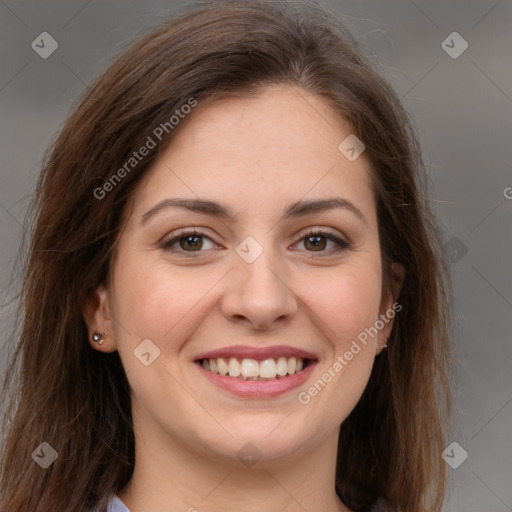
{"left": 103, "top": 494, "right": 391, "bottom": 511}
{"left": 103, "top": 495, "right": 130, "bottom": 512}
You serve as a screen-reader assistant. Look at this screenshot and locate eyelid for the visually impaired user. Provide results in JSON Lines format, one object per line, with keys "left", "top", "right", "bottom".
{"left": 298, "top": 226, "right": 350, "bottom": 242}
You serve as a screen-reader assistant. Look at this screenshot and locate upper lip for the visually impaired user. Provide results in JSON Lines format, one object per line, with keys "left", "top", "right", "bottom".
{"left": 194, "top": 345, "right": 318, "bottom": 361}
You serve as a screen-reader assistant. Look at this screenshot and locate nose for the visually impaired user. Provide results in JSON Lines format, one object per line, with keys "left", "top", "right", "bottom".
{"left": 220, "top": 246, "right": 298, "bottom": 331}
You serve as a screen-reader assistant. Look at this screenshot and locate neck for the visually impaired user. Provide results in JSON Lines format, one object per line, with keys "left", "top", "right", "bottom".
{"left": 118, "top": 398, "right": 351, "bottom": 512}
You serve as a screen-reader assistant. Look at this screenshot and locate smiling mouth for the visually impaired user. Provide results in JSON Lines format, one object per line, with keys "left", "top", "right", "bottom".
{"left": 197, "top": 357, "right": 313, "bottom": 381}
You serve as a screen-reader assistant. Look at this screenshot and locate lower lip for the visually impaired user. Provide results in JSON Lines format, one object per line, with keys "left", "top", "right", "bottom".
{"left": 195, "top": 361, "right": 318, "bottom": 398}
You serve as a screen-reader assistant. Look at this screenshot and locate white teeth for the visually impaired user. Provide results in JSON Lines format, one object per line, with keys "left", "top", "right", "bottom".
{"left": 241, "top": 359, "right": 260, "bottom": 378}
{"left": 217, "top": 357, "right": 228, "bottom": 375}
{"left": 276, "top": 357, "right": 288, "bottom": 376}
{"left": 202, "top": 356, "right": 308, "bottom": 380}
{"left": 228, "top": 357, "right": 241, "bottom": 377}
{"left": 259, "top": 359, "right": 277, "bottom": 379}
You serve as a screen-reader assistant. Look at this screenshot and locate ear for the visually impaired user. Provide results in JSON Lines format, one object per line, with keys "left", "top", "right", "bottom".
{"left": 82, "top": 284, "right": 117, "bottom": 353}
{"left": 378, "top": 262, "right": 405, "bottom": 348}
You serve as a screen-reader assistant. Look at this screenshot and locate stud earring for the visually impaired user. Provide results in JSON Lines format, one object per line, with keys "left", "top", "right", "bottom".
{"left": 92, "top": 332, "right": 105, "bottom": 345}
{"left": 379, "top": 338, "right": 389, "bottom": 353}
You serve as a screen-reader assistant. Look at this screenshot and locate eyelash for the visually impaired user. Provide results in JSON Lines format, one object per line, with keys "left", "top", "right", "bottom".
{"left": 160, "top": 228, "right": 351, "bottom": 257}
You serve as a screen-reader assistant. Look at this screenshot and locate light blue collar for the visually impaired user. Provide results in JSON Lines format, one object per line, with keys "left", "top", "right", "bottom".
{"left": 107, "top": 495, "right": 131, "bottom": 512}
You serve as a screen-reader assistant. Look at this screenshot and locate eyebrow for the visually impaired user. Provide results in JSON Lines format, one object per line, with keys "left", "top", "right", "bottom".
{"left": 141, "top": 197, "right": 366, "bottom": 225}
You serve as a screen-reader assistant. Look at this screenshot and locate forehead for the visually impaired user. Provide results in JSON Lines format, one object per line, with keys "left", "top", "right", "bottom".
{"left": 130, "top": 85, "right": 375, "bottom": 224}
{"left": 168, "top": 85, "right": 355, "bottom": 167}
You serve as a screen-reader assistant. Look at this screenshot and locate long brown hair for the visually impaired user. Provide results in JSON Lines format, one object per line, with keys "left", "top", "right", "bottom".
{"left": 0, "top": 1, "right": 453, "bottom": 510}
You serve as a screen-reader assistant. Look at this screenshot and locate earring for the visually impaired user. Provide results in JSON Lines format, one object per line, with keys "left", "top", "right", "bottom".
{"left": 92, "top": 332, "right": 105, "bottom": 345}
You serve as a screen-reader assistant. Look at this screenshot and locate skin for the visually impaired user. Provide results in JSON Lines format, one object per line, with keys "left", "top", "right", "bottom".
{"left": 84, "top": 85, "right": 403, "bottom": 512}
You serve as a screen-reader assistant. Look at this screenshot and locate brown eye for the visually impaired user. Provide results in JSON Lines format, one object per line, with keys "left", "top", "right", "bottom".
{"left": 161, "top": 229, "right": 217, "bottom": 254}
{"left": 304, "top": 235, "right": 327, "bottom": 251}
{"left": 179, "top": 235, "right": 203, "bottom": 251}
{"left": 296, "top": 230, "right": 350, "bottom": 254}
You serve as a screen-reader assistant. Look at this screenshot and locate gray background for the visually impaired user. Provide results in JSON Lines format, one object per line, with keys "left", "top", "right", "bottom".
{"left": 1, "top": 1, "right": 511, "bottom": 510}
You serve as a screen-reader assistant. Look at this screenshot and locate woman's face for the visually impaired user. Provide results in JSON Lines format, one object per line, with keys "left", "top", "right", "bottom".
{"left": 88, "top": 85, "right": 399, "bottom": 466}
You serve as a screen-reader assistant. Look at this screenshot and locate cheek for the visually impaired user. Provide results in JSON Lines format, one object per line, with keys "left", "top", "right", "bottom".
{"left": 297, "top": 262, "right": 382, "bottom": 352}
{"left": 297, "top": 262, "right": 382, "bottom": 413}
{"left": 293, "top": 268, "right": 381, "bottom": 427}
{"left": 109, "top": 258, "right": 209, "bottom": 406}
{"left": 110, "top": 255, "right": 219, "bottom": 358}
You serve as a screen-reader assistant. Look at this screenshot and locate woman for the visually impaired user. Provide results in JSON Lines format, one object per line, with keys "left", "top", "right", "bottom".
{"left": 0, "top": 1, "right": 453, "bottom": 511}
